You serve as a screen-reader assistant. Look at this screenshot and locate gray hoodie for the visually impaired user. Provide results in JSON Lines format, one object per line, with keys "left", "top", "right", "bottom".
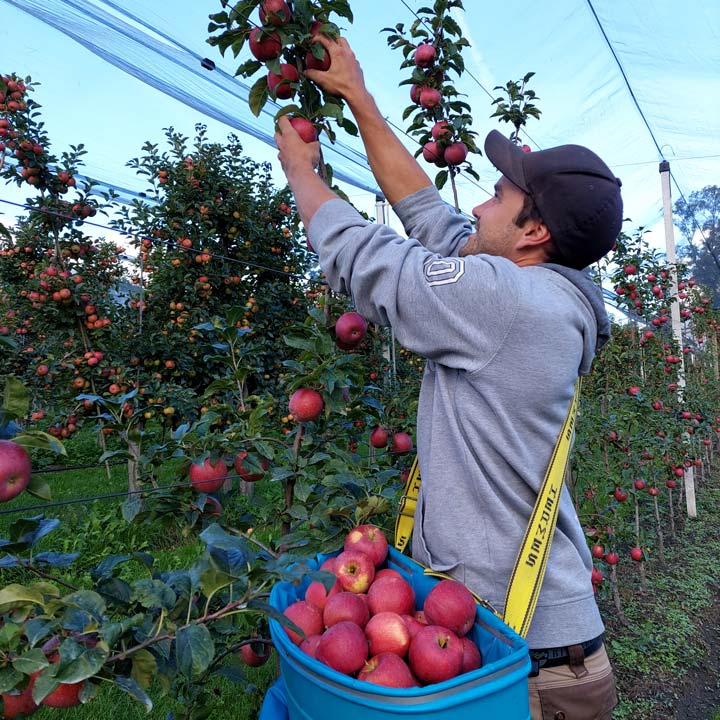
{"left": 308, "top": 184, "right": 608, "bottom": 649}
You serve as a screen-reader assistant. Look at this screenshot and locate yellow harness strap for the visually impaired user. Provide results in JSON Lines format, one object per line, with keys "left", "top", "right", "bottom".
{"left": 394, "top": 381, "right": 581, "bottom": 638}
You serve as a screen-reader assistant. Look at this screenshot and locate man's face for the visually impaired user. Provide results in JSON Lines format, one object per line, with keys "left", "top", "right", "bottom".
{"left": 459, "top": 176, "right": 528, "bottom": 259}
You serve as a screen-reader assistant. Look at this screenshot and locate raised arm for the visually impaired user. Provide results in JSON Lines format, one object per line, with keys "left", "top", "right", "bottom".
{"left": 305, "top": 35, "right": 432, "bottom": 206}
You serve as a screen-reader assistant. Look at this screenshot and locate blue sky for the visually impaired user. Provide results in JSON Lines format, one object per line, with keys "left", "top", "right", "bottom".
{"left": 1, "top": 0, "right": 718, "bottom": 256}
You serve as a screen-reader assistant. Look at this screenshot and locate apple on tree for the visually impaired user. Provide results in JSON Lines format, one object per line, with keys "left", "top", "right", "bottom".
{"left": 288, "top": 387, "right": 324, "bottom": 422}
{"left": 0, "top": 440, "right": 32, "bottom": 502}
{"left": 289, "top": 117, "right": 318, "bottom": 144}
{"left": 240, "top": 640, "right": 272, "bottom": 667}
{"left": 334, "top": 311, "right": 368, "bottom": 349}
{"left": 369, "top": 426, "right": 389, "bottom": 449}
{"left": 188, "top": 457, "right": 228, "bottom": 493}
{"left": 259, "top": 0, "right": 292, "bottom": 25}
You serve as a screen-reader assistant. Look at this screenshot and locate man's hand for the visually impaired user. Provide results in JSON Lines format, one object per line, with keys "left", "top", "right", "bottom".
{"left": 304, "top": 35, "right": 370, "bottom": 110}
{"left": 274, "top": 116, "right": 321, "bottom": 181}
{"left": 274, "top": 116, "right": 337, "bottom": 230}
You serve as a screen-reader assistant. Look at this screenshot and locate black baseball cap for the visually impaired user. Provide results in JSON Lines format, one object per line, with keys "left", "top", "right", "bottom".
{"left": 484, "top": 130, "right": 623, "bottom": 269}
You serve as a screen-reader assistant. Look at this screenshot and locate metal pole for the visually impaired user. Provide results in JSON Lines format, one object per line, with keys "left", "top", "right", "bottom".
{"left": 660, "top": 161, "right": 696, "bottom": 518}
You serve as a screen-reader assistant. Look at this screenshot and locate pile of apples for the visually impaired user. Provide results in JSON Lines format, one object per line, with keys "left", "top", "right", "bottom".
{"left": 281, "top": 524, "right": 483, "bottom": 688}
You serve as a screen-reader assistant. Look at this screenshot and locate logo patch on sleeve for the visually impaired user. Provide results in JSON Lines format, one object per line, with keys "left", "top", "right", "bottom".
{"left": 423, "top": 257, "right": 465, "bottom": 286}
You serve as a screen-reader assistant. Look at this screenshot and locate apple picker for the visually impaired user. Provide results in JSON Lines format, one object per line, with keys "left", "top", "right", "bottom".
{"left": 275, "top": 32, "right": 622, "bottom": 720}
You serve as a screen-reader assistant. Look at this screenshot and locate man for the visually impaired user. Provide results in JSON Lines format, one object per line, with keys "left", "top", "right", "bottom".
{"left": 275, "top": 35, "right": 620, "bottom": 719}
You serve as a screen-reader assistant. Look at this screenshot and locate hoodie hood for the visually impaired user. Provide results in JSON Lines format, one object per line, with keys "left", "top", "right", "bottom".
{"left": 541, "top": 262, "right": 611, "bottom": 359}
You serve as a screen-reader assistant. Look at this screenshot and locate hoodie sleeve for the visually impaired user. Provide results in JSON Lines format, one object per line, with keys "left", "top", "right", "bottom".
{"left": 308, "top": 198, "right": 518, "bottom": 371}
{"left": 391, "top": 184, "right": 473, "bottom": 257}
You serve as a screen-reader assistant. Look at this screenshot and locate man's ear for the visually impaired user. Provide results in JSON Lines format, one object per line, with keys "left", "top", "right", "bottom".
{"left": 516, "top": 220, "right": 551, "bottom": 250}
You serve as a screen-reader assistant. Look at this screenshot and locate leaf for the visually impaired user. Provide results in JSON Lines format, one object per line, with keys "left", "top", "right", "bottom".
{"left": 122, "top": 495, "right": 143, "bottom": 522}
{"left": 0, "top": 665, "right": 23, "bottom": 693}
{"left": 8, "top": 516, "right": 59, "bottom": 547}
{"left": 2, "top": 376, "right": 29, "bottom": 419}
{"left": 55, "top": 647, "right": 107, "bottom": 683}
{"left": 176, "top": 625, "right": 215, "bottom": 679}
{"left": 33, "top": 552, "right": 80, "bottom": 568}
{"left": 63, "top": 590, "right": 106, "bottom": 621}
{"left": 115, "top": 675, "right": 154, "bottom": 711}
{"left": 130, "top": 649, "right": 157, "bottom": 689}
{"left": 248, "top": 76, "right": 269, "bottom": 118}
{"left": 91, "top": 554, "right": 132, "bottom": 581}
{"left": 26, "top": 474, "right": 51, "bottom": 501}
{"left": 12, "top": 431, "right": 66, "bottom": 456}
{"left": 434, "top": 169, "right": 449, "bottom": 190}
{"left": 12, "top": 648, "right": 48, "bottom": 675}
{"left": 0, "top": 584, "right": 47, "bottom": 613}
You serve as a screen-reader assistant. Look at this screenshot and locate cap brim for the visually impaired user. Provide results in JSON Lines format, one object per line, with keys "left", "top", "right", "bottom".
{"left": 484, "top": 130, "right": 529, "bottom": 192}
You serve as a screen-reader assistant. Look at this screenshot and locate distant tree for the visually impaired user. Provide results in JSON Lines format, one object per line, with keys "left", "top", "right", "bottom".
{"left": 674, "top": 185, "right": 720, "bottom": 304}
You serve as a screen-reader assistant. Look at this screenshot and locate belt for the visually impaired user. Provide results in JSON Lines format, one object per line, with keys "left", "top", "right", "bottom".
{"left": 528, "top": 634, "right": 604, "bottom": 677}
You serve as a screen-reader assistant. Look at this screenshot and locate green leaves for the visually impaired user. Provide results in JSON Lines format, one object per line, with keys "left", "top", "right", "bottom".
{"left": 176, "top": 625, "right": 214, "bottom": 679}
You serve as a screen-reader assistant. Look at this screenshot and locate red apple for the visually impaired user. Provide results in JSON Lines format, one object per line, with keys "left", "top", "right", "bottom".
{"left": 633, "top": 479, "right": 646, "bottom": 490}
{"left": 357, "top": 652, "right": 416, "bottom": 688}
{"left": 367, "top": 575, "right": 415, "bottom": 616}
{"left": 282, "top": 600, "right": 324, "bottom": 645}
{"left": 460, "top": 636, "right": 482, "bottom": 673}
{"left": 391, "top": 432, "right": 413, "bottom": 455}
{"left": 305, "top": 577, "right": 341, "bottom": 611}
{"left": 422, "top": 141, "right": 444, "bottom": 165}
{"left": 630, "top": 547, "right": 643, "bottom": 562}
{"left": 344, "top": 524, "right": 388, "bottom": 567}
{"left": 408, "top": 625, "right": 463, "bottom": 685}
{"left": 374, "top": 569, "right": 403, "bottom": 583}
{"left": 2, "top": 674, "right": 38, "bottom": 718}
{"left": 248, "top": 27, "right": 282, "bottom": 61}
{"left": 614, "top": 487, "right": 628, "bottom": 502}
{"left": 259, "top": 0, "right": 292, "bottom": 25}
{"left": 591, "top": 567, "right": 604, "bottom": 586}
{"left": 188, "top": 457, "right": 227, "bottom": 493}
{"left": 289, "top": 117, "right": 318, "bottom": 144}
{"left": 605, "top": 552, "right": 619, "bottom": 566}
{"left": 316, "top": 621, "right": 368, "bottom": 675}
{"left": 410, "top": 84, "right": 423, "bottom": 104}
{"left": 334, "top": 549, "right": 375, "bottom": 593}
{"left": 419, "top": 87, "right": 441, "bottom": 109}
{"left": 267, "top": 64, "right": 300, "bottom": 100}
{"left": 300, "top": 634, "right": 322, "bottom": 658}
{"left": 591, "top": 544, "right": 605, "bottom": 559}
{"left": 414, "top": 44, "right": 437, "bottom": 68}
{"left": 36, "top": 364, "right": 49, "bottom": 376}
{"left": 240, "top": 641, "right": 271, "bottom": 667}
{"left": 431, "top": 120, "right": 452, "bottom": 141}
{"left": 319, "top": 557, "right": 338, "bottom": 573}
{"left": 42, "top": 681, "right": 83, "bottom": 708}
{"left": 288, "top": 387, "right": 324, "bottom": 422}
{"left": 233, "top": 451, "right": 268, "bottom": 482}
{"left": 335, "top": 311, "right": 367, "bottom": 348}
{"left": 400, "top": 613, "right": 425, "bottom": 641}
{"left": 365, "top": 612, "right": 410, "bottom": 657}
{"left": 305, "top": 45, "right": 331, "bottom": 71}
{"left": 323, "top": 591, "right": 370, "bottom": 629}
{"left": 0, "top": 440, "right": 32, "bottom": 502}
{"left": 369, "top": 426, "right": 389, "bottom": 448}
{"left": 423, "top": 579, "right": 476, "bottom": 637}
{"left": 443, "top": 142, "right": 468, "bottom": 167}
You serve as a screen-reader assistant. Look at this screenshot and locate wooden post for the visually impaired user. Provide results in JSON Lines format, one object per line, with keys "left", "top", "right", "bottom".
{"left": 660, "top": 161, "right": 696, "bottom": 518}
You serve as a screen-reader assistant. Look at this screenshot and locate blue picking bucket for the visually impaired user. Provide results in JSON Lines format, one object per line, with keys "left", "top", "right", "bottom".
{"left": 268, "top": 547, "right": 531, "bottom": 720}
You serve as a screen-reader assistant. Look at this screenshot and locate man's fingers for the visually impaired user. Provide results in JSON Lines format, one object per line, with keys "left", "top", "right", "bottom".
{"left": 276, "top": 115, "right": 292, "bottom": 133}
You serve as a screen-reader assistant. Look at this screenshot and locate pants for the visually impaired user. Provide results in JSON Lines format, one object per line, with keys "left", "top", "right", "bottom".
{"left": 528, "top": 645, "right": 618, "bottom": 719}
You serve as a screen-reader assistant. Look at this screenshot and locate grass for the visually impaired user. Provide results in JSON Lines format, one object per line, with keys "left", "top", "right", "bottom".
{"left": 603, "top": 482, "right": 720, "bottom": 719}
